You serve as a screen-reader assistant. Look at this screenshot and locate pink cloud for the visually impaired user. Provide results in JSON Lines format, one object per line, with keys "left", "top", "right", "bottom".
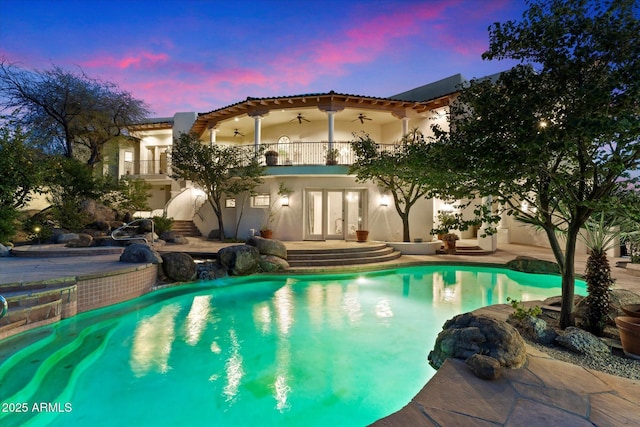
{"left": 81, "top": 51, "right": 169, "bottom": 70}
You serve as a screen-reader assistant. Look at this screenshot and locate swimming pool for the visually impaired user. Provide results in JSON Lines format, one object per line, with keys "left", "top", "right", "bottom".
{"left": 0, "top": 265, "right": 585, "bottom": 426}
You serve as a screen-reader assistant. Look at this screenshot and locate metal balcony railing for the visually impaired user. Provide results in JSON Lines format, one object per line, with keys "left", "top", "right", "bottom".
{"left": 122, "top": 141, "right": 402, "bottom": 175}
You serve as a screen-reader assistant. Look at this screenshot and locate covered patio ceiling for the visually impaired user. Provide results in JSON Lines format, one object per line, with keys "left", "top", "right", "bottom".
{"left": 191, "top": 91, "right": 450, "bottom": 139}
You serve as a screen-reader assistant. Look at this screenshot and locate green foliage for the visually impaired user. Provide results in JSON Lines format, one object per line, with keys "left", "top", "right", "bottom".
{"left": 349, "top": 129, "right": 437, "bottom": 242}
{"left": 506, "top": 297, "right": 542, "bottom": 320}
{"left": 151, "top": 214, "right": 174, "bottom": 235}
{"left": 170, "top": 133, "right": 265, "bottom": 240}
{"left": 428, "top": 0, "right": 640, "bottom": 328}
{"left": 0, "top": 206, "right": 18, "bottom": 244}
{"left": 101, "top": 178, "right": 151, "bottom": 214}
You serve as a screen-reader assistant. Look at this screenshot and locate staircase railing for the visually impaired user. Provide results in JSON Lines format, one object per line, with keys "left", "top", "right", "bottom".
{"left": 111, "top": 218, "right": 155, "bottom": 246}
{"left": 0, "top": 295, "right": 7, "bottom": 319}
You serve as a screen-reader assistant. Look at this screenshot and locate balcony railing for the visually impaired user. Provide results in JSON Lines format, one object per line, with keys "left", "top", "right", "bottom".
{"left": 123, "top": 141, "right": 401, "bottom": 176}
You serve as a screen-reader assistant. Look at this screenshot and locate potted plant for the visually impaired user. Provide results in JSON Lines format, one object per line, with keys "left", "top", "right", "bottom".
{"left": 325, "top": 148, "right": 340, "bottom": 165}
{"left": 265, "top": 150, "right": 279, "bottom": 166}
{"left": 442, "top": 232, "right": 459, "bottom": 253}
{"left": 356, "top": 229, "right": 369, "bottom": 242}
{"left": 615, "top": 316, "right": 640, "bottom": 358}
{"left": 431, "top": 211, "right": 457, "bottom": 240}
{"left": 260, "top": 183, "right": 293, "bottom": 238}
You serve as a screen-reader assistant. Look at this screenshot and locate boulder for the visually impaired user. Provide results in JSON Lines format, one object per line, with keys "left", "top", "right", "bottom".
{"left": 119, "top": 243, "right": 163, "bottom": 264}
{"left": 555, "top": 326, "right": 610, "bottom": 355}
{"left": 160, "top": 231, "right": 189, "bottom": 245}
{"left": 246, "top": 236, "right": 287, "bottom": 259}
{"left": 217, "top": 245, "right": 260, "bottom": 276}
{"left": 137, "top": 219, "right": 154, "bottom": 233}
{"left": 466, "top": 353, "right": 501, "bottom": 380}
{"left": 66, "top": 233, "right": 93, "bottom": 248}
{"left": 207, "top": 229, "right": 221, "bottom": 241}
{"left": 56, "top": 233, "right": 80, "bottom": 244}
{"left": 506, "top": 256, "right": 560, "bottom": 275}
{"left": 88, "top": 221, "right": 111, "bottom": 232}
{"left": 161, "top": 252, "right": 196, "bottom": 282}
{"left": 428, "top": 313, "right": 527, "bottom": 370}
{"left": 0, "top": 243, "right": 10, "bottom": 257}
{"left": 575, "top": 289, "right": 640, "bottom": 326}
{"left": 507, "top": 315, "right": 558, "bottom": 344}
{"left": 259, "top": 254, "right": 290, "bottom": 272}
{"left": 197, "top": 262, "right": 229, "bottom": 281}
{"left": 81, "top": 199, "right": 117, "bottom": 222}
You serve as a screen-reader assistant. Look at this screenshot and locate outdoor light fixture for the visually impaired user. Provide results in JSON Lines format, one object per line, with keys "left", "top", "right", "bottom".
{"left": 281, "top": 195, "right": 289, "bottom": 207}
{"left": 380, "top": 195, "right": 389, "bottom": 206}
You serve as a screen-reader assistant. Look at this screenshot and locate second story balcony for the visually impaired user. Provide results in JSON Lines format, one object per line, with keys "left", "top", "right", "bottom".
{"left": 123, "top": 141, "right": 401, "bottom": 177}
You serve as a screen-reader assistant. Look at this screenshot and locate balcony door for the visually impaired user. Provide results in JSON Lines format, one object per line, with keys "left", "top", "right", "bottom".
{"left": 304, "top": 189, "right": 366, "bottom": 240}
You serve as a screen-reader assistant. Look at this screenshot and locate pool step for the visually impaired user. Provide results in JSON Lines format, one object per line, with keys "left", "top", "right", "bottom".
{"left": 287, "top": 244, "right": 401, "bottom": 267}
{"left": 437, "top": 244, "right": 494, "bottom": 256}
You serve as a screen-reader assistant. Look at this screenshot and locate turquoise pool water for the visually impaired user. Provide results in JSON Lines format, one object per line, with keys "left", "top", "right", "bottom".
{"left": 0, "top": 265, "right": 586, "bottom": 427}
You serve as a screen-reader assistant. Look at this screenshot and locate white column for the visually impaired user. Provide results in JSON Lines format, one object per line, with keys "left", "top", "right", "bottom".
{"left": 327, "top": 110, "right": 336, "bottom": 150}
{"left": 401, "top": 117, "right": 410, "bottom": 136}
{"left": 209, "top": 127, "right": 217, "bottom": 146}
{"left": 497, "top": 204, "right": 511, "bottom": 245}
{"left": 153, "top": 146, "right": 159, "bottom": 174}
{"left": 478, "top": 196, "right": 498, "bottom": 252}
{"left": 253, "top": 115, "right": 262, "bottom": 153}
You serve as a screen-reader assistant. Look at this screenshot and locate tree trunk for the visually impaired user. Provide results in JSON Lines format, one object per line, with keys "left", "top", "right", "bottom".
{"left": 209, "top": 197, "right": 225, "bottom": 240}
{"left": 401, "top": 213, "right": 410, "bottom": 242}
{"left": 560, "top": 230, "right": 579, "bottom": 329}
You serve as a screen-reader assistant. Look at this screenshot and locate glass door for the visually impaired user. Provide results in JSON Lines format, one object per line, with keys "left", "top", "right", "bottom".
{"left": 304, "top": 189, "right": 366, "bottom": 240}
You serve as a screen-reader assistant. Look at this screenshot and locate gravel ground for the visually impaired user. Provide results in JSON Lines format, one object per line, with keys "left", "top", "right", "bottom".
{"left": 527, "top": 340, "right": 640, "bottom": 380}
{"left": 523, "top": 311, "right": 640, "bottom": 380}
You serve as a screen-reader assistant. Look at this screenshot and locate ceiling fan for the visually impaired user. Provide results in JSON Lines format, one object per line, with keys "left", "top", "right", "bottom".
{"left": 233, "top": 129, "right": 244, "bottom": 137}
{"left": 353, "top": 113, "right": 372, "bottom": 124}
{"left": 290, "top": 113, "right": 310, "bottom": 124}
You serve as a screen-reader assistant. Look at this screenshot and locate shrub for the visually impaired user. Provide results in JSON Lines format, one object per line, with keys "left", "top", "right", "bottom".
{"left": 152, "top": 215, "right": 174, "bottom": 235}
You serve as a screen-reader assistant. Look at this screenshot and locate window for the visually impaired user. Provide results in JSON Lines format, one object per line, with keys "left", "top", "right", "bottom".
{"left": 252, "top": 194, "right": 270, "bottom": 207}
{"left": 225, "top": 198, "right": 236, "bottom": 208}
{"left": 124, "top": 151, "right": 134, "bottom": 162}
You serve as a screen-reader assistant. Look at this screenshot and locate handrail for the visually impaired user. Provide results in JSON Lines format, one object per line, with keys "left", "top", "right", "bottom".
{"left": 111, "top": 218, "right": 155, "bottom": 246}
{"left": 0, "top": 295, "right": 7, "bottom": 319}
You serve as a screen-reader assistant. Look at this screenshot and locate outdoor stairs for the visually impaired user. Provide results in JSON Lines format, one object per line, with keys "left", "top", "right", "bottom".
{"left": 437, "top": 243, "right": 494, "bottom": 256}
{"left": 171, "top": 220, "right": 201, "bottom": 237}
{"left": 287, "top": 243, "right": 401, "bottom": 268}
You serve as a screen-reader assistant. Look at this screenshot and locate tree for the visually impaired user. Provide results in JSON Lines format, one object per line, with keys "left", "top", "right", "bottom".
{"left": 170, "top": 133, "right": 265, "bottom": 240}
{"left": 349, "top": 129, "right": 436, "bottom": 242}
{"left": 428, "top": 0, "right": 640, "bottom": 328}
{"left": 0, "top": 123, "right": 48, "bottom": 242}
{"left": 0, "top": 60, "right": 149, "bottom": 166}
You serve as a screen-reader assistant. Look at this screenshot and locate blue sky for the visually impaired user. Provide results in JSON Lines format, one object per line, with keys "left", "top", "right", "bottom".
{"left": 0, "top": 0, "right": 527, "bottom": 116}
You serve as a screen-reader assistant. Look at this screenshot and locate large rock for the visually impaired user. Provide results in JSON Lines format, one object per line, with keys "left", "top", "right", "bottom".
{"left": 217, "top": 245, "right": 260, "bottom": 276}
{"left": 120, "top": 243, "right": 163, "bottom": 264}
{"left": 246, "top": 236, "right": 287, "bottom": 259}
{"left": 161, "top": 252, "right": 196, "bottom": 282}
{"left": 66, "top": 233, "right": 93, "bottom": 248}
{"left": 56, "top": 233, "right": 80, "bottom": 244}
{"left": 555, "top": 326, "right": 610, "bottom": 355}
{"left": 259, "top": 254, "right": 290, "bottom": 272}
{"left": 81, "top": 199, "right": 117, "bottom": 223}
{"left": 575, "top": 289, "right": 640, "bottom": 326}
{"left": 466, "top": 353, "right": 502, "bottom": 380}
{"left": 506, "top": 256, "right": 560, "bottom": 275}
{"left": 507, "top": 315, "right": 558, "bottom": 344}
{"left": 160, "top": 231, "right": 189, "bottom": 245}
{"left": 197, "top": 262, "right": 229, "bottom": 280}
{"left": 428, "top": 313, "right": 527, "bottom": 370}
{"left": 0, "top": 243, "right": 10, "bottom": 257}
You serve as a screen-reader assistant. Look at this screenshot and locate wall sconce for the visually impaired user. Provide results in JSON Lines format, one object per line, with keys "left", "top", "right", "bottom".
{"left": 281, "top": 195, "right": 289, "bottom": 207}
{"left": 379, "top": 195, "right": 389, "bottom": 207}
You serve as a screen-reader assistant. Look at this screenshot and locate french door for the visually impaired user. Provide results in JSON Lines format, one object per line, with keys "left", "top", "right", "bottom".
{"left": 305, "top": 189, "right": 366, "bottom": 240}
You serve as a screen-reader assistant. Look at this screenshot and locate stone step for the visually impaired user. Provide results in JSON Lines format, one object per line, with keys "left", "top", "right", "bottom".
{"left": 170, "top": 220, "right": 201, "bottom": 237}
{"left": 437, "top": 244, "right": 494, "bottom": 256}
{"left": 288, "top": 246, "right": 395, "bottom": 261}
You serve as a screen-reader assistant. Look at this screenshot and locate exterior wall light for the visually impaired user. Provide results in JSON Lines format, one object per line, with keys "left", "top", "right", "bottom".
{"left": 281, "top": 195, "right": 289, "bottom": 207}
{"left": 380, "top": 195, "right": 389, "bottom": 207}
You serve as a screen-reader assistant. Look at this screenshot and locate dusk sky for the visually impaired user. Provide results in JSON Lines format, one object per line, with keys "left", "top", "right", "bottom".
{"left": 1, "top": 0, "right": 528, "bottom": 117}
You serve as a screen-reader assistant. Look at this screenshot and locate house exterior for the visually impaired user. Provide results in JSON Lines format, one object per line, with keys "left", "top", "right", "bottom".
{"left": 113, "top": 73, "right": 613, "bottom": 254}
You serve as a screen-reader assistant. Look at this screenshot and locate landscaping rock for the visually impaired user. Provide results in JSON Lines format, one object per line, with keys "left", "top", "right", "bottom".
{"left": 246, "top": 236, "right": 287, "bottom": 259}
{"left": 161, "top": 252, "right": 196, "bottom": 282}
{"left": 466, "top": 353, "right": 501, "bottom": 380}
{"left": 81, "top": 199, "right": 117, "bottom": 223}
{"left": 66, "top": 233, "right": 93, "bottom": 248}
{"left": 217, "top": 245, "right": 260, "bottom": 276}
{"left": 506, "top": 256, "right": 560, "bottom": 274}
{"left": 56, "top": 233, "right": 80, "bottom": 244}
{"left": 160, "top": 231, "right": 189, "bottom": 244}
{"left": 0, "top": 243, "right": 10, "bottom": 257}
{"left": 555, "top": 326, "right": 610, "bottom": 355}
{"left": 119, "top": 243, "right": 162, "bottom": 264}
{"left": 508, "top": 315, "right": 558, "bottom": 345}
{"left": 428, "top": 312, "right": 527, "bottom": 370}
{"left": 207, "top": 229, "right": 220, "bottom": 240}
{"left": 197, "top": 262, "right": 229, "bottom": 280}
{"left": 575, "top": 289, "right": 640, "bottom": 326}
{"left": 137, "top": 219, "right": 154, "bottom": 233}
{"left": 259, "top": 254, "right": 290, "bottom": 272}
